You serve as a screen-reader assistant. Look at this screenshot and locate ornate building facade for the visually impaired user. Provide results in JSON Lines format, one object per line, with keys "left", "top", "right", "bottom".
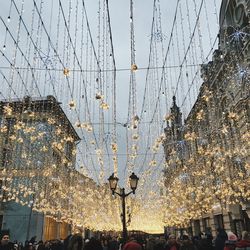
{"left": 163, "top": 0, "right": 250, "bottom": 236}
{"left": 0, "top": 96, "right": 80, "bottom": 242}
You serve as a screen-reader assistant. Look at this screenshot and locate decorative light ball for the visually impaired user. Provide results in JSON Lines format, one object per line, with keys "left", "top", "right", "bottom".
{"left": 63, "top": 68, "right": 70, "bottom": 76}
{"left": 69, "top": 100, "right": 76, "bottom": 109}
{"left": 95, "top": 93, "right": 104, "bottom": 100}
{"left": 131, "top": 64, "right": 138, "bottom": 71}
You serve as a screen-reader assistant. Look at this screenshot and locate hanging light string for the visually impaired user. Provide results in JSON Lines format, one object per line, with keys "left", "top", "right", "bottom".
{"left": 0, "top": 0, "right": 234, "bottom": 232}
{"left": 135, "top": 0, "right": 169, "bottom": 195}
{"left": 173, "top": 0, "right": 204, "bottom": 97}
{"left": 136, "top": 0, "right": 180, "bottom": 180}
{"left": 33, "top": 0, "right": 103, "bottom": 178}
{"left": 105, "top": 0, "right": 118, "bottom": 175}
{"left": 180, "top": 0, "right": 231, "bottom": 111}
{"left": 38, "top": 0, "right": 101, "bottom": 182}
{"left": 15, "top": 0, "right": 100, "bottom": 181}
{"left": 135, "top": 0, "right": 221, "bottom": 203}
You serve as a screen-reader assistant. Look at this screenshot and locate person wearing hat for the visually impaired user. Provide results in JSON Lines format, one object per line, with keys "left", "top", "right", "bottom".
{"left": 235, "top": 231, "right": 250, "bottom": 250}
{"left": 122, "top": 241, "right": 142, "bottom": 250}
{"left": 224, "top": 232, "right": 238, "bottom": 250}
{"left": 215, "top": 228, "right": 228, "bottom": 250}
{"left": 179, "top": 235, "right": 196, "bottom": 250}
{"left": 165, "top": 234, "right": 180, "bottom": 250}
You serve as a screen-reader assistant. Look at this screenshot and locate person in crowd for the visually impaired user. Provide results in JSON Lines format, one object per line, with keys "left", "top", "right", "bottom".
{"left": 235, "top": 231, "right": 250, "bottom": 250}
{"left": 17, "top": 243, "right": 23, "bottom": 250}
{"left": 51, "top": 239, "right": 63, "bottom": 250}
{"left": 153, "top": 237, "right": 166, "bottom": 250}
{"left": 145, "top": 236, "right": 156, "bottom": 250}
{"left": 27, "top": 243, "right": 33, "bottom": 250}
{"left": 165, "top": 234, "right": 180, "bottom": 250}
{"left": 84, "top": 237, "right": 103, "bottom": 250}
{"left": 224, "top": 232, "right": 238, "bottom": 250}
{"left": 44, "top": 241, "right": 51, "bottom": 250}
{"left": 122, "top": 236, "right": 142, "bottom": 250}
{"left": 108, "top": 237, "right": 119, "bottom": 250}
{"left": 215, "top": 228, "right": 228, "bottom": 250}
{"left": 37, "top": 241, "right": 45, "bottom": 250}
{"left": 196, "top": 232, "right": 213, "bottom": 250}
{"left": 0, "top": 233, "right": 14, "bottom": 250}
{"left": 180, "top": 235, "right": 196, "bottom": 250}
{"left": 65, "top": 234, "right": 83, "bottom": 250}
{"left": 101, "top": 238, "right": 108, "bottom": 250}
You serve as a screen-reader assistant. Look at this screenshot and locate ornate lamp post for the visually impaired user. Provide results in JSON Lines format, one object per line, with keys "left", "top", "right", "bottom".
{"left": 108, "top": 172, "right": 139, "bottom": 241}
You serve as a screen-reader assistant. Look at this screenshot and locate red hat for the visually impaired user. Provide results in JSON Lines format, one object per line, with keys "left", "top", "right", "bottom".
{"left": 123, "top": 241, "right": 142, "bottom": 250}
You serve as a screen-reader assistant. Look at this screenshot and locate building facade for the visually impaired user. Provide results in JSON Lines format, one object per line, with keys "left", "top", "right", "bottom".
{"left": 0, "top": 96, "right": 80, "bottom": 242}
{"left": 163, "top": 0, "right": 250, "bottom": 237}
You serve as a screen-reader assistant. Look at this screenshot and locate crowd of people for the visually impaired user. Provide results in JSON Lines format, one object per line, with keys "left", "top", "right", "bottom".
{"left": 0, "top": 229, "right": 249, "bottom": 250}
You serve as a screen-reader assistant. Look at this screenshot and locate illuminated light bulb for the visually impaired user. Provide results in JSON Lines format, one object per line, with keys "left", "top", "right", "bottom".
{"left": 69, "top": 100, "right": 76, "bottom": 109}
{"left": 111, "top": 143, "right": 118, "bottom": 152}
{"left": 164, "top": 114, "right": 172, "bottom": 121}
{"left": 87, "top": 126, "right": 93, "bottom": 132}
{"left": 132, "top": 134, "right": 139, "bottom": 140}
{"left": 3, "top": 105, "right": 12, "bottom": 115}
{"left": 63, "top": 68, "right": 70, "bottom": 76}
{"left": 228, "top": 112, "right": 239, "bottom": 120}
{"left": 221, "top": 125, "right": 228, "bottom": 134}
{"left": 48, "top": 118, "right": 56, "bottom": 124}
{"left": 131, "top": 64, "right": 138, "bottom": 71}
{"left": 196, "top": 109, "right": 204, "bottom": 120}
{"left": 17, "top": 138, "right": 23, "bottom": 143}
{"left": 95, "top": 93, "right": 104, "bottom": 100}
{"left": 100, "top": 102, "right": 109, "bottom": 110}
{"left": 75, "top": 122, "right": 81, "bottom": 128}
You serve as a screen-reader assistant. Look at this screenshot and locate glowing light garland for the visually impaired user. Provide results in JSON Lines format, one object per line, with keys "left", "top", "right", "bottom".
{"left": 0, "top": 0, "right": 248, "bottom": 235}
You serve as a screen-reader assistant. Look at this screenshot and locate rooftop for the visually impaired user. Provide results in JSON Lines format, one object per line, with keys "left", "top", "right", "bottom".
{"left": 0, "top": 95, "right": 81, "bottom": 141}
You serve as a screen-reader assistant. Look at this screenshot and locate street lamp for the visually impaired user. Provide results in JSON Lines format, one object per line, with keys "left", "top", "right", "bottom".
{"left": 108, "top": 172, "right": 139, "bottom": 242}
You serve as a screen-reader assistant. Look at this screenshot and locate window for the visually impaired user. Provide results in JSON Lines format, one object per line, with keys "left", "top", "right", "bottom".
{"left": 214, "top": 214, "right": 224, "bottom": 229}
{"left": 193, "top": 220, "right": 201, "bottom": 236}
{"left": 202, "top": 217, "right": 211, "bottom": 233}
{"left": 1, "top": 148, "right": 12, "bottom": 167}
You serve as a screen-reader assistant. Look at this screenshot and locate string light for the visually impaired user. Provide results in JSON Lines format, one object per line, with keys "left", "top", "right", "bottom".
{"left": 0, "top": 0, "right": 241, "bottom": 235}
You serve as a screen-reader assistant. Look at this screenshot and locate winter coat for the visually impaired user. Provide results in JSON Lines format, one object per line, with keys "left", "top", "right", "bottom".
{"left": 165, "top": 242, "right": 181, "bottom": 250}
{"left": 235, "top": 240, "right": 250, "bottom": 250}
{"left": 180, "top": 240, "right": 197, "bottom": 250}
{"left": 153, "top": 240, "right": 165, "bottom": 250}
{"left": 197, "top": 238, "right": 213, "bottom": 250}
{"left": 108, "top": 240, "right": 119, "bottom": 250}
{"left": 84, "top": 239, "right": 103, "bottom": 250}
{"left": 0, "top": 243, "right": 14, "bottom": 250}
{"left": 215, "top": 230, "right": 228, "bottom": 250}
{"left": 146, "top": 239, "right": 155, "bottom": 250}
{"left": 224, "top": 240, "right": 238, "bottom": 250}
{"left": 224, "top": 246, "right": 235, "bottom": 250}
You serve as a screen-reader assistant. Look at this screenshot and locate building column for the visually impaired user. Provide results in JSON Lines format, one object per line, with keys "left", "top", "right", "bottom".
{"left": 222, "top": 213, "right": 231, "bottom": 232}
{"left": 210, "top": 214, "right": 217, "bottom": 237}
